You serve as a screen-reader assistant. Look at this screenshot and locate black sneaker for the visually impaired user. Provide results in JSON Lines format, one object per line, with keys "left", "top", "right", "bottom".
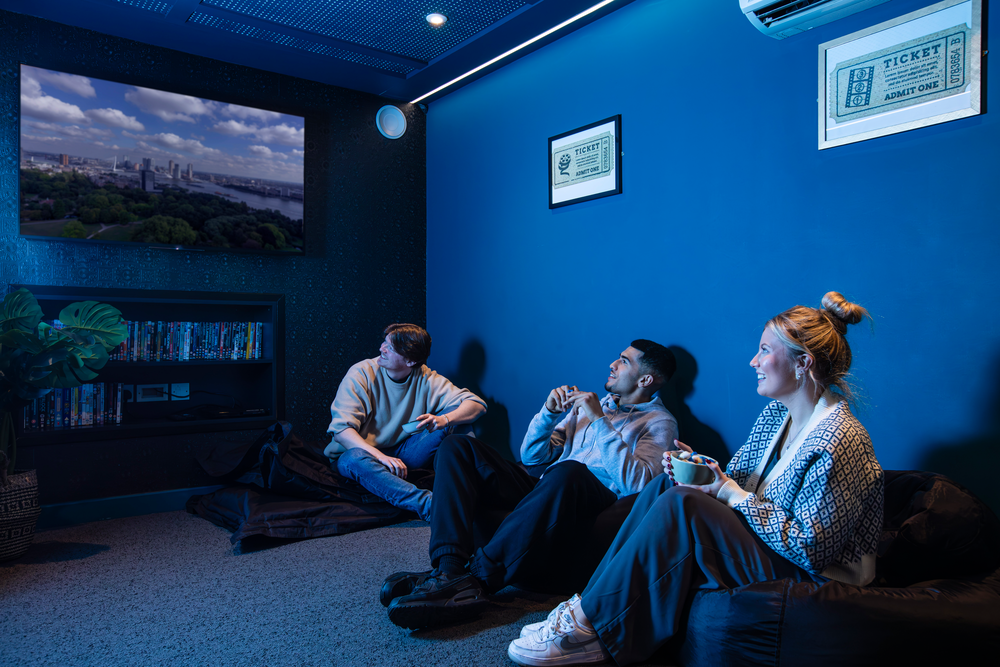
{"left": 380, "top": 570, "right": 433, "bottom": 607}
{"left": 386, "top": 570, "right": 489, "bottom": 629}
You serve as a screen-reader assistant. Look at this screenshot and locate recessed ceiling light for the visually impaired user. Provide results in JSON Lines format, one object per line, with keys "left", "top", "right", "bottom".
{"left": 426, "top": 12, "right": 447, "bottom": 27}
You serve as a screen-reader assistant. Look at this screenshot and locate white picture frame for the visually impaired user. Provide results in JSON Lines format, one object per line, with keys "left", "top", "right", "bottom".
{"left": 818, "top": 0, "right": 981, "bottom": 149}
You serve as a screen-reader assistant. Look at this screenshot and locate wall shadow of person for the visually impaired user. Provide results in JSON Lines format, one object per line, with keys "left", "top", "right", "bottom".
{"left": 448, "top": 340, "right": 514, "bottom": 461}
{"left": 658, "top": 345, "right": 730, "bottom": 463}
{"left": 920, "top": 352, "right": 1000, "bottom": 517}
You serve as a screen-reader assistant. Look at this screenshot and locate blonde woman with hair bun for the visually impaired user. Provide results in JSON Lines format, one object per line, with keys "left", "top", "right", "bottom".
{"left": 507, "top": 292, "right": 883, "bottom": 667}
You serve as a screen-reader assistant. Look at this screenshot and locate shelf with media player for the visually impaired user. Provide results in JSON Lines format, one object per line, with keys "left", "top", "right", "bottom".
{"left": 11, "top": 284, "right": 284, "bottom": 446}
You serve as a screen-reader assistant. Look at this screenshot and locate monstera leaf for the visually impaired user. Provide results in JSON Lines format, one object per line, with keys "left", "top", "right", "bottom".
{"left": 0, "top": 346, "right": 63, "bottom": 399}
{"left": 0, "top": 329, "right": 46, "bottom": 405}
{"left": 0, "top": 288, "right": 43, "bottom": 334}
{"left": 0, "top": 327, "right": 46, "bottom": 355}
{"left": 1, "top": 288, "right": 126, "bottom": 475}
{"left": 57, "top": 300, "right": 126, "bottom": 352}
{"left": 20, "top": 327, "right": 111, "bottom": 389}
{"left": 0, "top": 294, "right": 122, "bottom": 407}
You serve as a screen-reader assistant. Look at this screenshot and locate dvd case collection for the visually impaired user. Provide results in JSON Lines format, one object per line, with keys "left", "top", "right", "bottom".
{"left": 18, "top": 320, "right": 267, "bottom": 432}
{"left": 110, "top": 320, "right": 265, "bottom": 361}
{"left": 19, "top": 383, "right": 125, "bottom": 432}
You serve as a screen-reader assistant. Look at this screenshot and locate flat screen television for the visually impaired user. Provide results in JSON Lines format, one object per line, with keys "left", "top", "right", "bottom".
{"left": 19, "top": 64, "right": 305, "bottom": 254}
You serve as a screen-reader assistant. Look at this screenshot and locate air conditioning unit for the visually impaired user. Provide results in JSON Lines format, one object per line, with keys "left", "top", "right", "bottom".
{"left": 740, "top": 0, "right": 891, "bottom": 39}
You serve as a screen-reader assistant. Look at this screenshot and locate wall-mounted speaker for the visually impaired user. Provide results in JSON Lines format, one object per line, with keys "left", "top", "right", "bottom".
{"left": 376, "top": 105, "right": 407, "bottom": 139}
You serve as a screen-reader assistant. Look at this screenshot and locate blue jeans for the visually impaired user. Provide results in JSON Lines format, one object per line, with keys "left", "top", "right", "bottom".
{"left": 336, "top": 428, "right": 447, "bottom": 521}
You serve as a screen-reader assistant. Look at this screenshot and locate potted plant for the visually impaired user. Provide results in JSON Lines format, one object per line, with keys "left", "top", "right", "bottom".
{"left": 0, "top": 287, "right": 126, "bottom": 561}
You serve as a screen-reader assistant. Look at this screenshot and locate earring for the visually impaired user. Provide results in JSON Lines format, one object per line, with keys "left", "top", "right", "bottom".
{"left": 795, "top": 369, "right": 803, "bottom": 380}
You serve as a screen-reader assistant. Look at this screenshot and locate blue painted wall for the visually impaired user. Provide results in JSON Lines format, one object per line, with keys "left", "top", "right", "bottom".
{"left": 426, "top": 0, "right": 1000, "bottom": 511}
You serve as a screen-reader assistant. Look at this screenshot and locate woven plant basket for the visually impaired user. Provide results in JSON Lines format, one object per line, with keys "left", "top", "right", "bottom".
{"left": 0, "top": 469, "right": 41, "bottom": 562}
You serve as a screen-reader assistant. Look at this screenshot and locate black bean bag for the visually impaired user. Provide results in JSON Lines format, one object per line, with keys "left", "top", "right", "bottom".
{"left": 668, "top": 470, "right": 1000, "bottom": 666}
{"left": 187, "top": 483, "right": 407, "bottom": 544}
{"left": 188, "top": 422, "right": 416, "bottom": 543}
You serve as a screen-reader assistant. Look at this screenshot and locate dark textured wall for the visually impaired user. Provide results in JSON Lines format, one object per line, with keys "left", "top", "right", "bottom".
{"left": 0, "top": 10, "right": 427, "bottom": 502}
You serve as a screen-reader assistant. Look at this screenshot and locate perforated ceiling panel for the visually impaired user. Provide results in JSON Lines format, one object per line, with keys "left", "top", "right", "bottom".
{"left": 113, "top": 0, "right": 174, "bottom": 15}
{"left": 188, "top": 12, "right": 416, "bottom": 73}
{"left": 199, "top": 0, "right": 528, "bottom": 62}
{"left": 5, "top": 0, "right": 633, "bottom": 101}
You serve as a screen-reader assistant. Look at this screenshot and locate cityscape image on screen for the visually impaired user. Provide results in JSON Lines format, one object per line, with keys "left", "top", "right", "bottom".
{"left": 19, "top": 64, "right": 305, "bottom": 253}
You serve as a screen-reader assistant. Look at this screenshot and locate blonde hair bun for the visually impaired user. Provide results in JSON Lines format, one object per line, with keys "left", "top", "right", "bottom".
{"left": 766, "top": 292, "right": 871, "bottom": 402}
{"left": 821, "top": 291, "right": 869, "bottom": 329}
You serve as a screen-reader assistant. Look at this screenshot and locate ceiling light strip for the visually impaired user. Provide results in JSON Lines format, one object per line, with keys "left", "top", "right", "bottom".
{"left": 410, "top": 0, "right": 616, "bottom": 104}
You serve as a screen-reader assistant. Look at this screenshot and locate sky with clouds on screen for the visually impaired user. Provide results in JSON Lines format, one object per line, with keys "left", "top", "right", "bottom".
{"left": 20, "top": 65, "right": 305, "bottom": 185}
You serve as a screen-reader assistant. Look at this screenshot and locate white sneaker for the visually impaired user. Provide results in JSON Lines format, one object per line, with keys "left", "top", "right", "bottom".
{"left": 520, "top": 594, "right": 580, "bottom": 638}
{"left": 507, "top": 597, "right": 609, "bottom": 666}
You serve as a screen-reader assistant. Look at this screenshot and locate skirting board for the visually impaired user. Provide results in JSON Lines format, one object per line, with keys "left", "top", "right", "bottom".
{"left": 36, "top": 485, "right": 224, "bottom": 530}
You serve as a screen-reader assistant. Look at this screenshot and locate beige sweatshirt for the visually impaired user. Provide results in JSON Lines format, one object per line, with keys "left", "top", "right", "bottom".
{"left": 324, "top": 358, "right": 486, "bottom": 458}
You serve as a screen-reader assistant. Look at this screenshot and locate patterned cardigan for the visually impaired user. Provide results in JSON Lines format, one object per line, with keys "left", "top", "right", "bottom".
{"left": 726, "top": 399, "right": 883, "bottom": 584}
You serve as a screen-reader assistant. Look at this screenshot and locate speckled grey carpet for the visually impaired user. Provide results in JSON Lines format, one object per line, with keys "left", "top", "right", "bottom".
{"left": 0, "top": 513, "right": 673, "bottom": 667}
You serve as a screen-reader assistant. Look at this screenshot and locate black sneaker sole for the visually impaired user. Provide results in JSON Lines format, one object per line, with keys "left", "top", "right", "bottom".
{"left": 380, "top": 571, "right": 431, "bottom": 608}
{"left": 387, "top": 596, "right": 490, "bottom": 630}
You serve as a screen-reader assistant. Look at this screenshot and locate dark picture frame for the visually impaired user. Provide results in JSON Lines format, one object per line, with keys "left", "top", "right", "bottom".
{"left": 548, "top": 115, "right": 622, "bottom": 208}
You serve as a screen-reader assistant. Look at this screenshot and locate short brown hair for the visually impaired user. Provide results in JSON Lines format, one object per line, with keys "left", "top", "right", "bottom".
{"left": 384, "top": 323, "right": 432, "bottom": 366}
{"left": 766, "top": 291, "right": 870, "bottom": 401}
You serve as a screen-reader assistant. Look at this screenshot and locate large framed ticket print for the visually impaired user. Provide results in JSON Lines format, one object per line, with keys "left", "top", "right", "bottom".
{"left": 549, "top": 115, "right": 622, "bottom": 208}
{"left": 818, "top": 0, "right": 981, "bottom": 149}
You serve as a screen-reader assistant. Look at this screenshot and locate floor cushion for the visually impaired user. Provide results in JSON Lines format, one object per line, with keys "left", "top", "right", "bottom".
{"left": 188, "top": 422, "right": 414, "bottom": 543}
{"left": 669, "top": 470, "right": 1000, "bottom": 666}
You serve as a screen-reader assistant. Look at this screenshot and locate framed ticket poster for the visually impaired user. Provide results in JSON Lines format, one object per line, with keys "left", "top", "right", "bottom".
{"left": 549, "top": 115, "right": 622, "bottom": 208}
{"left": 818, "top": 0, "right": 982, "bottom": 149}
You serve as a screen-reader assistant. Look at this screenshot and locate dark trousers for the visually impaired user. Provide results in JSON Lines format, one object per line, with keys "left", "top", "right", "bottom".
{"left": 429, "top": 434, "right": 618, "bottom": 593}
{"left": 580, "top": 475, "right": 823, "bottom": 666}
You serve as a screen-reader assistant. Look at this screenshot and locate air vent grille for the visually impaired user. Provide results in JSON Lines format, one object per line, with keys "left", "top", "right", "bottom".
{"left": 742, "top": 0, "right": 889, "bottom": 39}
{"left": 753, "top": 0, "right": 831, "bottom": 26}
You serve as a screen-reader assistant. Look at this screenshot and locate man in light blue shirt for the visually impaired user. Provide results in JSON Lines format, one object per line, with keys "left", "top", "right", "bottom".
{"left": 382, "top": 339, "right": 679, "bottom": 630}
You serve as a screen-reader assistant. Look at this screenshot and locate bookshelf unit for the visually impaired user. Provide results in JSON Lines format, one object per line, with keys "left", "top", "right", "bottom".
{"left": 11, "top": 284, "right": 285, "bottom": 446}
